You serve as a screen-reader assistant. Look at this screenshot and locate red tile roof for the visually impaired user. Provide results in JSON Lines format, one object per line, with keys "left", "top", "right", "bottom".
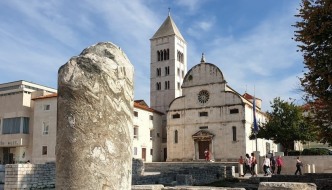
{"left": 32, "top": 93, "right": 58, "bottom": 100}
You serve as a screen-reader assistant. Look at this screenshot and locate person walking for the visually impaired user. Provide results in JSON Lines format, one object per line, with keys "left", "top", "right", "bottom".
{"left": 204, "top": 149, "right": 210, "bottom": 161}
{"left": 238, "top": 156, "right": 244, "bottom": 177}
{"left": 276, "top": 155, "right": 283, "bottom": 174}
{"left": 262, "top": 155, "right": 272, "bottom": 176}
{"left": 251, "top": 152, "right": 257, "bottom": 177}
{"left": 294, "top": 157, "right": 303, "bottom": 175}
{"left": 242, "top": 153, "right": 251, "bottom": 177}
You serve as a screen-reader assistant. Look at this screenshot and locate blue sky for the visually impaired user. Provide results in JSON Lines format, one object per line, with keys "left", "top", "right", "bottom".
{"left": 0, "top": 0, "right": 304, "bottom": 111}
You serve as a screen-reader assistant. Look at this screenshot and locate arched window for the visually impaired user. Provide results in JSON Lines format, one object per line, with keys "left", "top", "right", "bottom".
{"left": 166, "top": 49, "right": 169, "bottom": 60}
{"left": 157, "top": 51, "right": 161, "bottom": 61}
{"left": 164, "top": 49, "right": 167, "bottom": 60}
{"left": 156, "top": 68, "right": 161, "bottom": 76}
{"left": 174, "top": 130, "right": 178, "bottom": 143}
{"left": 156, "top": 82, "right": 161, "bottom": 90}
{"left": 160, "top": 51, "right": 164, "bottom": 61}
{"left": 232, "top": 126, "right": 237, "bottom": 141}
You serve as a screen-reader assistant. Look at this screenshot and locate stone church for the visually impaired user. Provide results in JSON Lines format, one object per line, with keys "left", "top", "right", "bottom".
{"left": 150, "top": 13, "right": 278, "bottom": 162}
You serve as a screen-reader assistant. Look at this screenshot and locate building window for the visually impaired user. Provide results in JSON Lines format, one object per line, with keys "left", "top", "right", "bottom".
{"left": 165, "top": 81, "right": 170, "bottom": 90}
{"left": 157, "top": 68, "right": 161, "bottom": 76}
{"left": 44, "top": 104, "right": 50, "bottom": 111}
{"left": 42, "top": 146, "right": 47, "bottom": 155}
{"left": 199, "top": 112, "right": 208, "bottom": 117}
{"left": 156, "top": 82, "right": 161, "bottom": 90}
{"left": 182, "top": 70, "right": 184, "bottom": 78}
{"left": 199, "top": 126, "right": 208, "bottom": 129}
{"left": 150, "top": 149, "right": 153, "bottom": 155}
{"left": 43, "top": 122, "right": 49, "bottom": 135}
{"left": 172, "top": 113, "right": 180, "bottom": 119}
{"left": 166, "top": 49, "right": 169, "bottom": 60}
{"left": 23, "top": 117, "right": 29, "bottom": 134}
{"left": 232, "top": 126, "right": 237, "bottom": 141}
{"left": 149, "top": 115, "right": 153, "bottom": 120}
{"left": 134, "top": 147, "right": 137, "bottom": 155}
{"left": 177, "top": 82, "right": 180, "bottom": 90}
{"left": 134, "top": 111, "right": 138, "bottom": 117}
{"left": 177, "top": 68, "right": 180, "bottom": 76}
{"left": 157, "top": 49, "right": 169, "bottom": 61}
{"left": 157, "top": 133, "right": 160, "bottom": 137}
{"left": 174, "top": 130, "right": 178, "bottom": 143}
{"left": 150, "top": 130, "right": 153, "bottom": 140}
{"left": 133, "top": 126, "right": 138, "bottom": 139}
{"left": 198, "top": 90, "right": 210, "bottom": 104}
{"left": 165, "top": 66, "right": 170, "bottom": 75}
{"left": 230, "top": 108, "right": 239, "bottom": 114}
{"left": 177, "top": 51, "right": 184, "bottom": 63}
{"left": 2, "top": 117, "right": 21, "bottom": 134}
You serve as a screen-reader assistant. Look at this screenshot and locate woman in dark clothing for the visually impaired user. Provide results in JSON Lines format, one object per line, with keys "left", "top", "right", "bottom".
{"left": 294, "top": 157, "right": 303, "bottom": 175}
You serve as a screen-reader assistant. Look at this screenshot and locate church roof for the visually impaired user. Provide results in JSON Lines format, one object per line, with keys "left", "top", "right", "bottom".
{"left": 151, "top": 15, "right": 185, "bottom": 41}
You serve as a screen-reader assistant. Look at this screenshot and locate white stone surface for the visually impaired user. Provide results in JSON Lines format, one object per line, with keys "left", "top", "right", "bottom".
{"left": 167, "top": 62, "right": 277, "bottom": 161}
{"left": 258, "top": 182, "right": 317, "bottom": 190}
{"left": 56, "top": 42, "right": 134, "bottom": 189}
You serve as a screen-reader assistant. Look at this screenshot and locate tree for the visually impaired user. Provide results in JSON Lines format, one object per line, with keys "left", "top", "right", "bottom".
{"left": 250, "top": 97, "right": 316, "bottom": 154}
{"left": 293, "top": 0, "right": 332, "bottom": 145}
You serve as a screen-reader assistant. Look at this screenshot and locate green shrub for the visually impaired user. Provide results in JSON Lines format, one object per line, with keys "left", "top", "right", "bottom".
{"left": 288, "top": 150, "right": 301, "bottom": 156}
{"left": 302, "top": 148, "right": 330, "bottom": 155}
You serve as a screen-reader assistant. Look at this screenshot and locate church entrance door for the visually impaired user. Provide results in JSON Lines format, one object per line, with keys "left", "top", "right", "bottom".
{"left": 198, "top": 141, "right": 209, "bottom": 159}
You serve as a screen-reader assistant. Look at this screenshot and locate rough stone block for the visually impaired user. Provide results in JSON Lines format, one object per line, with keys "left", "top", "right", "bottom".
{"left": 56, "top": 42, "right": 134, "bottom": 190}
{"left": 132, "top": 185, "right": 165, "bottom": 190}
{"left": 258, "top": 182, "right": 317, "bottom": 190}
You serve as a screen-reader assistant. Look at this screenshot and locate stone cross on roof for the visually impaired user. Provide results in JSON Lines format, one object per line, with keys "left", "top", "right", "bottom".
{"left": 200, "top": 53, "right": 206, "bottom": 63}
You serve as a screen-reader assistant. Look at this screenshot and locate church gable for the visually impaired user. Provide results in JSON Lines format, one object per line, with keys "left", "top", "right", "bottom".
{"left": 192, "top": 130, "right": 214, "bottom": 140}
{"left": 182, "top": 62, "right": 225, "bottom": 89}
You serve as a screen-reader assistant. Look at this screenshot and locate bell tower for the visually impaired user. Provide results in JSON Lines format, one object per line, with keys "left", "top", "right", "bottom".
{"left": 150, "top": 13, "right": 187, "bottom": 114}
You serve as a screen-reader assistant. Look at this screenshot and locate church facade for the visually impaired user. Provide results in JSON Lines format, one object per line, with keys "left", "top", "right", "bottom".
{"left": 150, "top": 14, "right": 278, "bottom": 162}
{"left": 166, "top": 58, "right": 277, "bottom": 161}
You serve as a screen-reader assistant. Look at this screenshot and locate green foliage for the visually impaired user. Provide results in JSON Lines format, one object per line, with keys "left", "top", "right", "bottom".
{"left": 250, "top": 97, "right": 317, "bottom": 152}
{"left": 288, "top": 150, "right": 301, "bottom": 156}
{"left": 293, "top": 0, "right": 332, "bottom": 145}
{"left": 302, "top": 148, "right": 332, "bottom": 155}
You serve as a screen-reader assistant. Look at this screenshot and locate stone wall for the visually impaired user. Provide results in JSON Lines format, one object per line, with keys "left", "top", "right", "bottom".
{"left": 4, "top": 163, "right": 55, "bottom": 189}
{"left": 133, "top": 160, "right": 235, "bottom": 186}
{"left": 132, "top": 158, "right": 144, "bottom": 175}
{"left": 266, "top": 173, "right": 332, "bottom": 190}
{"left": 257, "top": 155, "right": 332, "bottom": 174}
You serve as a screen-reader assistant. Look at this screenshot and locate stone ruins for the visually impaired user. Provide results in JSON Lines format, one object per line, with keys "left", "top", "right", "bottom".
{"left": 56, "top": 42, "right": 134, "bottom": 189}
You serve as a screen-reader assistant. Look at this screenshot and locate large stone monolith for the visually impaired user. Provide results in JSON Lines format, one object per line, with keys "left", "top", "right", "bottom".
{"left": 56, "top": 42, "right": 134, "bottom": 190}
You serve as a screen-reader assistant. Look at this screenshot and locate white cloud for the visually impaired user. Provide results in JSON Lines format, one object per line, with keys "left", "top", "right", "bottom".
{"left": 185, "top": 4, "right": 303, "bottom": 111}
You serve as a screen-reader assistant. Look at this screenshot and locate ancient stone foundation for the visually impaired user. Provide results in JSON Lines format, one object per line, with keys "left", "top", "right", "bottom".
{"left": 258, "top": 182, "right": 316, "bottom": 190}
{"left": 57, "top": 42, "right": 134, "bottom": 189}
{"left": 4, "top": 163, "right": 55, "bottom": 189}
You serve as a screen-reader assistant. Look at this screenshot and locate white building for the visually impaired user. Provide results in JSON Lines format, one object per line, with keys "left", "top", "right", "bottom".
{"left": 150, "top": 13, "right": 187, "bottom": 161}
{"left": 166, "top": 57, "right": 278, "bottom": 161}
{"left": 0, "top": 80, "right": 57, "bottom": 164}
{"left": 31, "top": 93, "right": 57, "bottom": 164}
{"left": 132, "top": 100, "right": 163, "bottom": 162}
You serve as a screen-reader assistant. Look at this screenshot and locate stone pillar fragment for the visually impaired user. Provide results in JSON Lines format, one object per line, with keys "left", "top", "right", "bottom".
{"left": 56, "top": 42, "right": 134, "bottom": 190}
